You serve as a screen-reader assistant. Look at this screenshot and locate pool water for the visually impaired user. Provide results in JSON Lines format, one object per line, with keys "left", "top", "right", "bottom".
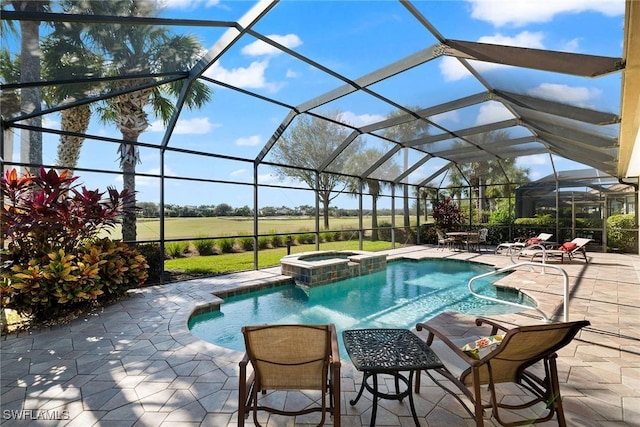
{"left": 188, "top": 259, "right": 535, "bottom": 356}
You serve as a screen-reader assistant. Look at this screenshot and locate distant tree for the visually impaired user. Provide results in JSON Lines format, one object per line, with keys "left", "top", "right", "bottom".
{"left": 235, "top": 205, "right": 252, "bottom": 217}
{"left": 270, "top": 112, "right": 362, "bottom": 229}
{"left": 347, "top": 148, "right": 401, "bottom": 240}
{"left": 214, "top": 203, "right": 233, "bottom": 217}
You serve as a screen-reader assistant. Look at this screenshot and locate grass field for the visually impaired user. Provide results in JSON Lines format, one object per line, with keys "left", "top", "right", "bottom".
{"left": 163, "top": 240, "right": 397, "bottom": 276}
{"left": 132, "top": 215, "right": 421, "bottom": 241}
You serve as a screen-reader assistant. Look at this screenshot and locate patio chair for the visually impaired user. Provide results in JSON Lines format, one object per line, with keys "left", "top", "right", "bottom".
{"left": 436, "top": 228, "right": 455, "bottom": 250}
{"left": 238, "top": 324, "right": 341, "bottom": 427}
{"left": 518, "top": 237, "right": 592, "bottom": 263}
{"left": 415, "top": 317, "right": 590, "bottom": 427}
{"left": 495, "top": 232, "right": 553, "bottom": 255}
{"left": 463, "top": 228, "right": 489, "bottom": 252}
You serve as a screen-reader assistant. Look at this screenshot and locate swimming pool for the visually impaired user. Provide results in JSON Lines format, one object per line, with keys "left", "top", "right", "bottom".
{"left": 189, "top": 259, "right": 535, "bottom": 356}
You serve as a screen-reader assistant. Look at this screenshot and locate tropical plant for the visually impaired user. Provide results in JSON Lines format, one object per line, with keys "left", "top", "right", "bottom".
{"left": 432, "top": 197, "right": 465, "bottom": 230}
{"left": 0, "top": 168, "right": 147, "bottom": 320}
{"left": 447, "top": 130, "right": 530, "bottom": 223}
{"left": 0, "top": 49, "right": 21, "bottom": 171}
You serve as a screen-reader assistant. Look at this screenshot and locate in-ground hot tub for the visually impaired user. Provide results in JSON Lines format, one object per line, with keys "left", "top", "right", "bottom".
{"left": 280, "top": 250, "right": 387, "bottom": 287}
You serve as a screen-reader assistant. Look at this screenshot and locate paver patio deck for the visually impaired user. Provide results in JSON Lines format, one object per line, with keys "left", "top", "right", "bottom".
{"left": 2, "top": 246, "right": 639, "bottom": 426}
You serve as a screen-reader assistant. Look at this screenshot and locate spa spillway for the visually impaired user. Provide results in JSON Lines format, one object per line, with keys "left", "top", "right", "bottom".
{"left": 280, "top": 250, "right": 387, "bottom": 287}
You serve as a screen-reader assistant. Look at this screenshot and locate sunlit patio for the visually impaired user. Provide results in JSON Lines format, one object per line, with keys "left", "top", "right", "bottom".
{"left": 2, "top": 246, "right": 639, "bottom": 426}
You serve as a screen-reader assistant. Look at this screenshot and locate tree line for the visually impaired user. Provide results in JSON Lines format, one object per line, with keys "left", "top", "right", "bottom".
{"left": 138, "top": 202, "right": 399, "bottom": 219}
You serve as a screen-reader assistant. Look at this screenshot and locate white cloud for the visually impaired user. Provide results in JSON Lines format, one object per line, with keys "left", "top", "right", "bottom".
{"left": 204, "top": 60, "right": 283, "bottom": 92}
{"left": 339, "top": 111, "right": 386, "bottom": 127}
{"left": 235, "top": 135, "right": 262, "bottom": 146}
{"left": 440, "top": 31, "right": 546, "bottom": 82}
{"left": 160, "top": 0, "right": 221, "bottom": 10}
{"left": 242, "top": 34, "right": 303, "bottom": 56}
{"left": 286, "top": 69, "right": 299, "bottom": 78}
{"left": 478, "top": 31, "right": 545, "bottom": 49}
{"left": 149, "top": 117, "right": 218, "bottom": 134}
{"left": 475, "top": 101, "right": 515, "bottom": 126}
{"left": 230, "top": 168, "right": 247, "bottom": 177}
{"left": 114, "top": 166, "right": 176, "bottom": 186}
{"left": 527, "top": 83, "right": 601, "bottom": 108}
{"left": 42, "top": 117, "right": 60, "bottom": 129}
{"left": 467, "top": 0, "right": 624, "bottom": 28}
{"left": 429, "top": 110, "right": 460, "bottom": 125}
{"left": 258, "top": 173, "right": 279, "bottom": 185}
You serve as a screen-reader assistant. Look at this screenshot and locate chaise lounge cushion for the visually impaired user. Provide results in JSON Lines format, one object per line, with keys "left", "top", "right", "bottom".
{"left": 559, "top": 242, "right": 578, "bottom": 252}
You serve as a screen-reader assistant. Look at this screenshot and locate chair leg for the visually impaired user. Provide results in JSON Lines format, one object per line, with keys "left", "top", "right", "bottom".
{"left": 471, "top": 367, "right": 485, "bottom": 427}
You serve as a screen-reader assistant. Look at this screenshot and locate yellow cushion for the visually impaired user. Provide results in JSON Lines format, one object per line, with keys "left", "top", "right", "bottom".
{"left": 461, "top": 335, "right": 503, "bottom": 359}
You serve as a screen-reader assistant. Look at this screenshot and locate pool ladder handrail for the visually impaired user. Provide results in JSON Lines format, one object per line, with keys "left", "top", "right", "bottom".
{"left": 467, "top": 261, "right": 570, "bottom": 323}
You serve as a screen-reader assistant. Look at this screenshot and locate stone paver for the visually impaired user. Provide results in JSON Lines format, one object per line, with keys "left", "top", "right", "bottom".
{"left": 2, "top": 247, "right": 639, "bottom": 426}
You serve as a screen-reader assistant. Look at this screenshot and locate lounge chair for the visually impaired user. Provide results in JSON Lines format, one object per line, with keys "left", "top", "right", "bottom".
{"left": 495, "top": 232, "right": 553, "bottom": 255}
{"left": 518, "top": 237, "right": 592, "bottom": 263}
{"left": 436, "top": 228, "right": 455, "bottom": 250}
{"left": 415, "top": 317, "right": 590, "bottom": 427}
{"left": 238, "top": 324, "right": 341, "bottom": 427}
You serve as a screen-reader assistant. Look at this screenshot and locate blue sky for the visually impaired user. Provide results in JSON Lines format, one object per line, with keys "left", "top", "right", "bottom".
{"left": 4, "top": 0, "right": 626, "bottom": 209}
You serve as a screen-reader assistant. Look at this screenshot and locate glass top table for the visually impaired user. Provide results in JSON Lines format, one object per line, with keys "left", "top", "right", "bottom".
{"left": 342, "top": 328, "right": 443, "bottom": 427}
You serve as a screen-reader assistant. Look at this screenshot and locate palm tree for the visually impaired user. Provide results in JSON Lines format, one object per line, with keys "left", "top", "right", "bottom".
{"left": 0, "top": 49, "right": 21, "bottom": 174}
{"left": 9, "top": 0, "right": 49, "bottom": 171}
{"left": 82, "top": 0, "right": 212, "bottom": 241}
{"left": 41, "top": 3, "right": 104, "bottom": 173}
{"left": 448, "top": 130, "right": 530, "bottom": 223}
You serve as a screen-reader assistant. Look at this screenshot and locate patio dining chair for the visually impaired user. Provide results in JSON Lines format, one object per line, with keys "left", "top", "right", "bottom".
{"left": 415, "top": 317, "right": 590, "bottom": 427}
{"left": 463, "top": 228, "right": 489, "bottom": 252}
{"left": 238, "top": 324, "right": 341, "bottom": 427}
{"left": 436, "top": 228, "right": 456, "bottom": 250}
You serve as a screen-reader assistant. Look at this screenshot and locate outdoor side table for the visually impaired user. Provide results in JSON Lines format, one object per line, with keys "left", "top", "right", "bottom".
{"left": 342, "top": 328, "right": 443, "bottom": 427}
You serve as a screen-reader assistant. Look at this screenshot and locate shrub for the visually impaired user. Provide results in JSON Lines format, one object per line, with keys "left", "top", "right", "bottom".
{"left": 239, "top": 235, "right": 254, "bottom": 251}
{"left": 1, "top": 168, "right": 147, "bottom": 321}
{"left": 377, "top": 221, "right": 393, "bottom": 241}
{"left": 194, "top": 238, "right": 216, "bottom": 256}
{"left": 257, "top": 236, "right": 271, "bottom": 250}
{"left": 270, "top": 234, "right": 284, "bottom": 248}
{"left": 136, "top": 243, "right": 163, "bottom": 285}
{"left": 218, "top": 237, "right": 236, "bottom": 253}
{"left": 607, "top": 214, "right": 636, "bottom": 253}
{"left": 432, "top": 197, "right": 465, "bottom": 230}
{"left": 165, "top": 241, "right": 189, "bottom": 258}
{"left": 320, "top": 231, "right": 334, "bottom": 242}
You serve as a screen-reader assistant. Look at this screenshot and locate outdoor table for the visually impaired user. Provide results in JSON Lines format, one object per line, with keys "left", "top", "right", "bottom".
{"left": 444, "top": 231, "right": 479, "bottom": 251}
{"left": 342, "top": 328, "right": 443, "bottom": 427}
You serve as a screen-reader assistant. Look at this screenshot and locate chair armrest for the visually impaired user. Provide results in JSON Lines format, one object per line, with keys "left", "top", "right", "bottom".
{"left": 474, "top": 317, "right": 510, "bottom": 335}
{"left": 329, "top": 325, "right": 341, "bottom": 368}
{"left": 416, "top": 322, "right": 480, "bottom": 366}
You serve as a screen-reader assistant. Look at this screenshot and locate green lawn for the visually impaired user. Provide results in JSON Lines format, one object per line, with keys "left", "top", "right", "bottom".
{"left": 131, "top": 215, "right": 420, "bottom": 240}
{"left": 163, "top": 240, "right": 397, "bottom": 276}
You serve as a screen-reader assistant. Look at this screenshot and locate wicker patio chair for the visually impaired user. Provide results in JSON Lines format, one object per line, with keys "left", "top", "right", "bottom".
{"left": 414, "top": 318, "right": 590, "bottom": 427}
{"left": 238, "top": 324, "right": 341, "bottom": 427}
